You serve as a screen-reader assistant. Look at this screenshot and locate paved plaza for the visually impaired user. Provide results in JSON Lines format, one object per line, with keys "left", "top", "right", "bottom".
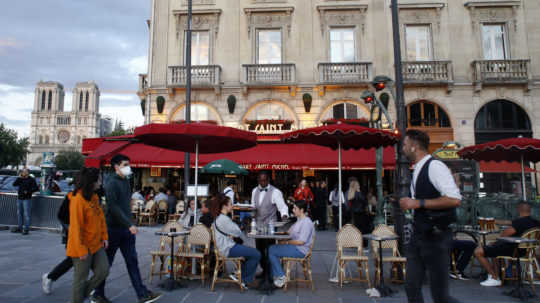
{"left": 0, "top": 227, "right": 532, "bottom": 303}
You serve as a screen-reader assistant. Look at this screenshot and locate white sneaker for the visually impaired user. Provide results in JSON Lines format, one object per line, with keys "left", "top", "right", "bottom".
{"left": 229, "top": 274, "right": 239, "bottom": 282}
{"left": 42, "top": 273, "right": 52, "bottom": 294}
{"left": 480, "top": 275, "right": 501, "bottom": 287}
{"left": 273, "top": 275, "right": 286, "bottom": 288}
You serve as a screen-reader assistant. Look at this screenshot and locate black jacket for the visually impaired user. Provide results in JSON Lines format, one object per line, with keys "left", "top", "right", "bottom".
{"left": 104, "top": 174, "right": 134, "bottom": 229}
{"left": 13, "top": 176, "right": 39, "bottom": 200}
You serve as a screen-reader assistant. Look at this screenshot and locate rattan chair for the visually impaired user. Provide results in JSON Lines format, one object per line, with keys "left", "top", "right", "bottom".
{"left": 131, "top": 199, "right": 144, "bottom": 223}
{"left": 210, "top": 228, "right": 244, "bottom": 292}
{"left": 157, "top": 200, "right": 168, "bottom": 224}
{"left": 371, "top": 224, "right": 406, "bottom": 285}
{"left": 283, "top": 232, "right": 316, "bottom": 291}
{"left": 175, "top": 224, "right": 211, "bottom": 285}
{"left": 149, "top": 221, "right": 185, "bottom": 282}
{"left": 139, "top": 200, "right": 158, "bottom": 226}
{"left": 167, "top": 201, "right": 184, "bottom": 222}
{"left": 336, "top": 224, "right": 370, "bottom": 288}
{"left": 497, "top": 228, "right": 540, "bottom": 290}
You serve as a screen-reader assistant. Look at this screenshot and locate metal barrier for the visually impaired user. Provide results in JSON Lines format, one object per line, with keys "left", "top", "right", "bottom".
{"left": 0, "top": 193, "right": 63, "bottom": 230}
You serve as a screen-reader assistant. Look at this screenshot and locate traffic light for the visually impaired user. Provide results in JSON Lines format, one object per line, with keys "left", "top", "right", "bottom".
{"left": 361, "top": 91, "right": 375, "bottom": 104}
{"left": 374, "top": 82, "right": 386, "bottom": 91}
{"left": 371, "top": 75, "right": 393, "bottom": 92}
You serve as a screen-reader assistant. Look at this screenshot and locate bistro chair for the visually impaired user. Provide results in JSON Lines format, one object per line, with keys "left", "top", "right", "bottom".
{"left": 168, "top": 201, "right": 183, "bottom": 222}
{"left": 149, "top": 221, "right": 185, "bottom": 282}
{"left": 450, "top": 230, "right": 478, "bottom": 277}
{"left": 157, "top": 200, "right": 168, "bottom": 224}
{"left": 497, "top": 228, "right": 540, "bottom": 290}
{"left": 210, "top": 228, "right": 244, "bottom": 292}
{"left": 139, "top": 200, "right": 158, "bottom": 226}
{"left": 131, "top": 199, "right": 144, "bottom": 223}
{"left": 176, "top": 224, "right": 211, "bottom": 285}
{"left": 336, "top": 224, "right": 370, "bottom": 288}
{"left": 371, "top": 224, "right": 406, "bottom": 285}
{"left": 283, "top": 232, "right": 316, "bottom": 291}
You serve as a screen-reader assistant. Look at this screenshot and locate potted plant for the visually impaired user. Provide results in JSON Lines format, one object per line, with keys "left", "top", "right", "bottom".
{"left": 227, "top": 95, "right": 236, "bottom": 114}
{"left": 302, "top": 93, "right": 312, "bottom": 113}
{"left": 156, "top": 96, "right": 165, "bottom": 114}
{"left": 140, "top": 99, "right": 146, "bottom": 116}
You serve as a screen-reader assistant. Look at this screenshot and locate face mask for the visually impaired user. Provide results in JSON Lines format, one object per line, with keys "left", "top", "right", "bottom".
{"left": 120, "top": 166, "right": 132, "bottom": 177}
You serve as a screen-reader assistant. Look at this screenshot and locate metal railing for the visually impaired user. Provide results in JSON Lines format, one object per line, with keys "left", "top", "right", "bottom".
{"left": 472, "top": 59, "right": 530, "bottom": 83}
{"left": 168, "top": 65, "right": 222, "bottom": 87}
{"left": 242, "top": 64, "right": 296, "bottom": 85}
{"left": 402, "top": 61, "right": 453, "bottom": 83}
{"left": 318, "top": 62, "right": 372, "bottom": 84}
{"left": 0, "top": 193, "right": 63, "bottom": 230}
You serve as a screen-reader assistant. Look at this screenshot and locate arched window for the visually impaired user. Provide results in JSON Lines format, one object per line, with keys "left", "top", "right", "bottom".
{"left": 79, "top": 91, "right": 83, "bottom": 111}
{"left": 172, "top": 103, "right": 221, "bottom": 123}
{"left": 38, "top": 136, "right": 43, "bottom": 144}
{"left": 44, "top": 136, "right": 50, "bottom": 145}
{"left": 41, "top": 91, "right": 46, "bottom": 110}
{"left": 85, "top": 91, "right": 89, "bottom": 111}
{"left": 48, "top": 91, "right": 52, "bottom": 110}
{"left": 474, "top": 100, "right": 531, "bottom": 144}
{"left": 319, "top": 101, "right": 369, "bottom": 121}
{"left": 244, "top": 102, "right": 296, "bottom": 121}
{"left": 407, "top": 101, "right": 451, "bottom": 128}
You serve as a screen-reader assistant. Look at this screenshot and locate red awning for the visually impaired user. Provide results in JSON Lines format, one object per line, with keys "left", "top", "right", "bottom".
{"left": 478, "top": 161, "right": 535, "bottom": 173}
{"left": 82, "top": 135, "right": 134, "bottom": 155}
{"left": 84, "top": 140, "right": 132, "bottom": 167}
{"left": 86, "top": 141, "right": 395, "bottom": 170}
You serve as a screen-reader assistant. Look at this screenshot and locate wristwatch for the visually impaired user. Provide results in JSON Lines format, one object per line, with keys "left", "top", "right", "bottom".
{"left": 419, "top": 199, "right": 426, "bottom": 209}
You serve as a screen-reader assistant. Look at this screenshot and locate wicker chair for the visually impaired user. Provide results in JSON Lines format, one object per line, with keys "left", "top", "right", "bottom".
{"left": 210, "top": 228, "right": 244, "bottom": 292}
{"left": 175, "top": 224, "right": 211, "bottom": 285}
{"left": 139, "top": 200, "right": 158, "bottom": 226}
{"left": 131, "top": 199, "right": 144, "bottom": 223}
{"left": 168, "top": 201, "right": 184, "bottom": 222}
{"left": 157, "top": 200, "right": 168, "bottom": 224}
{"left": 371, "top": 224, "right": 406, "bottom": 284}
{"left": 497, "top": 228, "right": 540, "bottom": 290}
{"left": 283, "top": 232, "right": 316, "bottom": 291}
{"left": 149, "top": 221, "right": 185, "bottom": 282}
{"left": 336, "top": 224, "right": 370, "bottom": 288}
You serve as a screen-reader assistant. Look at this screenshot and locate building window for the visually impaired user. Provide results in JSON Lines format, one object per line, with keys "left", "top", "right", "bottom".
{"left": 48, "top": 91, "right": 53, "bottom": 110}
{"left": 41, "top": 91, "right": 46, "bottom": 111}
{"left": 257, "top": 29, "right": 282, "bottom": 64}
{"left": 405, "top": 25, "right": 433, "bottom": 61}
{"left": 85, "top": 92, "right": 89, "bottom": 111}
{"left": 330, "top": 28, "right": 355, "bottom": 63}
{"left": 407, "top": 101, "right": 451, "bottom": 128}
{"left": 482, "top": 24, "right": 508, "bottom": 60}
{"left": 84, "top": 118, "right": 87, "bottom": 125}
{"left": 39, "top": 136, "right": 43, "bottom": 144}
{"left": 188, "top": 31, "right": 210, "bottom": 65}
{"left": 79, "top": 91, "right": 83, "bottom": 111}
{"left": 256, "top": 103, "right": 285, "bottom": 120}
{"left": 44, "top": 136, "right": 50, "bottom": 145}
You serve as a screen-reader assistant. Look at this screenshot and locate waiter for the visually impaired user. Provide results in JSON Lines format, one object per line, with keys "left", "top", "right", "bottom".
{"left": 251, "top": 171, "right": 289, "bottom": 278}
{"left": 399, "top": 130, "right": 462, "bottom": 303}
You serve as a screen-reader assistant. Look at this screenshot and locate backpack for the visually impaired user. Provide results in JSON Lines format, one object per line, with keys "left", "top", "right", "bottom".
{"left": 57, "top": 192, "right": 73, "bottom": 225}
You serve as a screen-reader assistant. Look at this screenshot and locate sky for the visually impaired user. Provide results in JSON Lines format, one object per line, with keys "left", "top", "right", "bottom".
{"left": 0, "top": 0, "right": 150, "bottom": 137}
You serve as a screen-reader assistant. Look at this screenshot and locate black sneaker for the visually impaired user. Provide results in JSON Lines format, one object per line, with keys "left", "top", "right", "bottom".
{"left": 10, "top": 227, "right": 21, "bottom": 233}
{"left": 139, "top": 291, "right": 162, "bottom": 303}
{"left": 458, "top": 271, "right": 470, "bottom": 280}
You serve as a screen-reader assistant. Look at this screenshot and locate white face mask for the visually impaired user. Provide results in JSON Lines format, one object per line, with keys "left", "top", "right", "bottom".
{"left": 120, "top": 166, "right": 132, "bottom": 177}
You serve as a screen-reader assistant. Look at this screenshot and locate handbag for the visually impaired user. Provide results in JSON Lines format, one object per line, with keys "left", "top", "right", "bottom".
{"left": 215, "top": 221, "right": 244, "bottom": 245}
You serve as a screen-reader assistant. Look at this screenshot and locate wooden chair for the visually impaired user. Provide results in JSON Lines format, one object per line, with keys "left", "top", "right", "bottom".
{"left": 371, "top": 224, "right": 406, "bottom": 285}
{"left": 283, "top": 232, "right": 316, "bottom": 291}
{"left": 157, "top": 200, "right": 168, "bottom": 224}
{"left": 336, "top": 224, "right": 370, "bottom": 288}
{"left": 139, "top": 200, "right": 158, "bottom": 226}
{"left": 176, "top": 224, "right": 211, "bottom": 285}
{"left": 210, "top": 228, "right": 244, "bottom": 292}
{"left": 149, "top": 221, "right": 185, "bottom": 282}
{"left": 497, "top": 228, "right": 540, "bottom": 291}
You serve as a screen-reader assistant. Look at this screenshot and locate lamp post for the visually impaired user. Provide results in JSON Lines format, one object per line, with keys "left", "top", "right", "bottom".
{"left": 183, "top": 0, "right": 192, "bottom": 198}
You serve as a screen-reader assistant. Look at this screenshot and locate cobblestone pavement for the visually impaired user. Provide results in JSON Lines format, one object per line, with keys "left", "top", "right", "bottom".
{"left": 0, "top": 227, "right": 531, "bottom": 303}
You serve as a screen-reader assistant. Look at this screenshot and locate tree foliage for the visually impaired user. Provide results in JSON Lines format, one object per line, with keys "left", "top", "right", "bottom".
{"left": 54, "top": 150, "right": 85, "bottom": 170}
{"left": 0, "top": 123, "right": 29, "bottom": 168}
{"left": 104, "top": 119, "right": 133, "bottom": 137}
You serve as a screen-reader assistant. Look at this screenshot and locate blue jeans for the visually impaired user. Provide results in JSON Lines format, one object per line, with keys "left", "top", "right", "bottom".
{"left": 94, "top": 228, "right": 149, "bottom": 299}
{"left": 228, "top": 244, "right": 261, "bottom": 283}
{"left": 17, "top": 199, "right": 31, "bottom": 231}
{"left": 268, "top": 244, "right": 304, "bottom": 278}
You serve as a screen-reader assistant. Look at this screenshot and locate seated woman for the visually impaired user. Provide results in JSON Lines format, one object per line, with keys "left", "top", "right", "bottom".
{"left": 178, "top": 199, "right": 201, "bottom": 228}
{"left": 213, "top": 194, "right": 261, "bottom": 288}
{"left": 268, "top": 200, "right": 315, "bottom": 288}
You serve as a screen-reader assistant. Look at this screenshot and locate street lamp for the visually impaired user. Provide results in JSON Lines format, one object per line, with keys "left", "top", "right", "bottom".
{"left": 184, "top": 0, "right": 193, "bottom": 197}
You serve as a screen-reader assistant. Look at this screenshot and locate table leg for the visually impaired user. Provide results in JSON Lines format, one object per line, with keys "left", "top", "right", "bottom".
{"left": 503, "top": 256, "right": 535, "bottom": 300}
{"left": 159, "top": 235, "right": 185, "bottom": 290}
{"left": 376, "top": 240, "right": 394, "bottom": 297}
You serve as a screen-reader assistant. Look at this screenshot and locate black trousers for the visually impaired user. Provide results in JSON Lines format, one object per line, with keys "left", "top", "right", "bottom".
{"left": 48, "top": 256, "right": 73, "bottom": 281}
{"left": 352, "top": 212, "right": 370, "bottom": 247}
{"left": 405, "top": 230, "right": 461, "bottom": 303}
{"left": 452, "top": 240, "right": 476, "bottom": 273}
{"left": 255, "top": 239, "right": 271, "bottom": 276}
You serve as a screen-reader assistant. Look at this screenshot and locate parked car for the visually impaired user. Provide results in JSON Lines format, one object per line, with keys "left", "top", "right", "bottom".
{"left": 0, "top": 176, "right": 18, "bottom": 193}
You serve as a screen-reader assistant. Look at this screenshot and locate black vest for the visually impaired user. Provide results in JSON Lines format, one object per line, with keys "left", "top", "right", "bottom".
{"left": 413, "top": 157, "right": 456, "bottom": 235}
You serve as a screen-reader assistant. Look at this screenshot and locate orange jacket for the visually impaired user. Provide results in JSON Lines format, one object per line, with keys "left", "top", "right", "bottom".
{"left": 66, "top": 191, "right": 108, "bottom": 258}
{"left": 294, "top": 187, "right": 314, "bottom": 203}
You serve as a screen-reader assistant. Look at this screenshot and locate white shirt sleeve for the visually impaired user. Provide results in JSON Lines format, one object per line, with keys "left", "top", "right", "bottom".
{"left": 428, "top": 160, "right": 462, "bottom": 200}
{"left": 272, "top": 188, "right": 289, "bottom": 218}
{"left": 250, "top": 188, "right": 257, "bottom": 207}
{"left": 224, "top": 187, "right": 235, "bottom": 204}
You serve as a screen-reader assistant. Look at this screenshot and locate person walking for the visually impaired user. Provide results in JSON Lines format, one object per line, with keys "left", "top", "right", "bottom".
{"left": 348, "top": 180, "right": 369, "bottom": 248}
{"left": 66, "top": 167, "right": 109, "bottom": 303}
{"left": 11, "top": 168, "right": 39, "bottom": 235}
{"left": 313, "top": 181, "right": 328, "bottom": 230}
{"left": 399, "top": 129, "right": 462, "bottom": 303}
{"left": 93, "top": 154, "right": 161, "bottom": 303}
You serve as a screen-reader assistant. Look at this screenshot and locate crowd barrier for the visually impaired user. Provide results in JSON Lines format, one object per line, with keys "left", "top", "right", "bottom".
{"left": 0, "top": 193, "right": 63, "bottom": 231}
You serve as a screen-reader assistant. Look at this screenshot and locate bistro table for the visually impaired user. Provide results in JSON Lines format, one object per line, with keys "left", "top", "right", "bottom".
{"left": 364, "top": 234, "right": 399, "bottom": 297}
{"left": 154, "top": 230, "right": 191, "bottom": 291}
{"left": 498, "top": 236, "right": 538, "bottom": 300}
{"left": 247, "top": 232, "right": 291, "bottom": 295}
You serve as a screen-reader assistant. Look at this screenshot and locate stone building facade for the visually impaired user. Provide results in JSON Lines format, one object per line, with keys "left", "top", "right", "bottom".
{"left": 28, "top": 81, "right": 112, "bottom": 166}
{"left": 138, "top": 0, "right": 539, "bottom": 153}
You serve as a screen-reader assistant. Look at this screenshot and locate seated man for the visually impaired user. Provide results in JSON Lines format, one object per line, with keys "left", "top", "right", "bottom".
{"left": 268, "top": 200, "right": 315, "bottom": 288}
{"left": 474, "top": 201, "right": 540, "bottom": 287}
{"left": 450, "top": 239, "right": 476, "bottom": 280}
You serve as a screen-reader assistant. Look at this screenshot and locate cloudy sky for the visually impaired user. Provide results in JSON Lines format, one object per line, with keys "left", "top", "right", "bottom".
{"left": 0, "top": 0, "right": 149, "bottom": 137}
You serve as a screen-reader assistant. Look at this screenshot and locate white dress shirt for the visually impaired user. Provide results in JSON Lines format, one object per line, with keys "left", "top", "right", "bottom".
{"left": 154, "top": 192, "right": 168, "bottom": 202}
{"left": 223, "top": 186, "right": 235, "bottom": 204}
{"left": 251, "top": 185, "right": 289, "bottom": 217}
{"left": 411, "top": 155, "right": 462, "bottom": 200}
{"left": 131, "top": 191, "right": 145, "bottom": 201}
{"left": 329, "top": 189, "right": 345, "bottom": 207}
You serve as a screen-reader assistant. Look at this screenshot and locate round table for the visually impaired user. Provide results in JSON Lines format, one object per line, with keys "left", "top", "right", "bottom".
{"left": 154, "top": 230, "right": 191, "bottom": 291}
{"left": 498, "top": 236, "right": 538, "bottom": 300}
{"left": 363, "top": 234, "right": 399, "bottom": 297}
{"left": 247, "top": 233, "right": 291, "bottom": 294}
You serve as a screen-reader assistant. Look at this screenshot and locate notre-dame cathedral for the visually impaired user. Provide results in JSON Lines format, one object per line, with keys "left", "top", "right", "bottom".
{"left": 27, "top": 80, "right": 112, "bottom": 166}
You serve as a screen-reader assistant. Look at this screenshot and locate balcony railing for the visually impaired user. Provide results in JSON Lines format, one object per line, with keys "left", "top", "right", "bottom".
{"left": 472, "top": 59, "right": 531, "bottom": 84}
{"left": 402, "top": 61, "right": 453, "bottom": 84}
{"left": 242, "top": 64, "right": 296, "bottom": 85}
{"left": 318, "top": 62, "right": 372, "bottom": 84}
{"left": 168, "top": 65, "right": 221, "bottom": 87}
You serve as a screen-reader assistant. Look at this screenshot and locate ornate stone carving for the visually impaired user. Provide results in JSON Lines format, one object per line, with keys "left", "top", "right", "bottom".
{"left": 317, "top": 5, "right": 367, "bottom": 35}
{"left": 467, "top": 7, "right": 517, "bottom": 31}
{"left": 182, "top": 0, "right": 215, "bottom": 5}
{"left": 244, "top": 8, "right": 294, "bottom": 37}
{"left": 174, "top": 9, "right": 221, "bottom": 37}
{"left": 399, "top": 7, "right": 442, "bottom": 31}
{"left": 57, "top": 130, "right": 70, "bottom": 144}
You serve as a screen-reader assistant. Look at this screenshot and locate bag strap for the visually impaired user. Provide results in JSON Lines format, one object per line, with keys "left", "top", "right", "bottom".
{"left": 214, "top": 217, "right": 234, "bottom": 238}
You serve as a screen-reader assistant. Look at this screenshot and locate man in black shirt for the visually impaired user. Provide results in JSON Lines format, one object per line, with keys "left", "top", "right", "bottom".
{"left": 12, "top": 168, "right": 39, "bottom": 235}
{"left": 474, "top": 201, "right": 540, "bottom": 287}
